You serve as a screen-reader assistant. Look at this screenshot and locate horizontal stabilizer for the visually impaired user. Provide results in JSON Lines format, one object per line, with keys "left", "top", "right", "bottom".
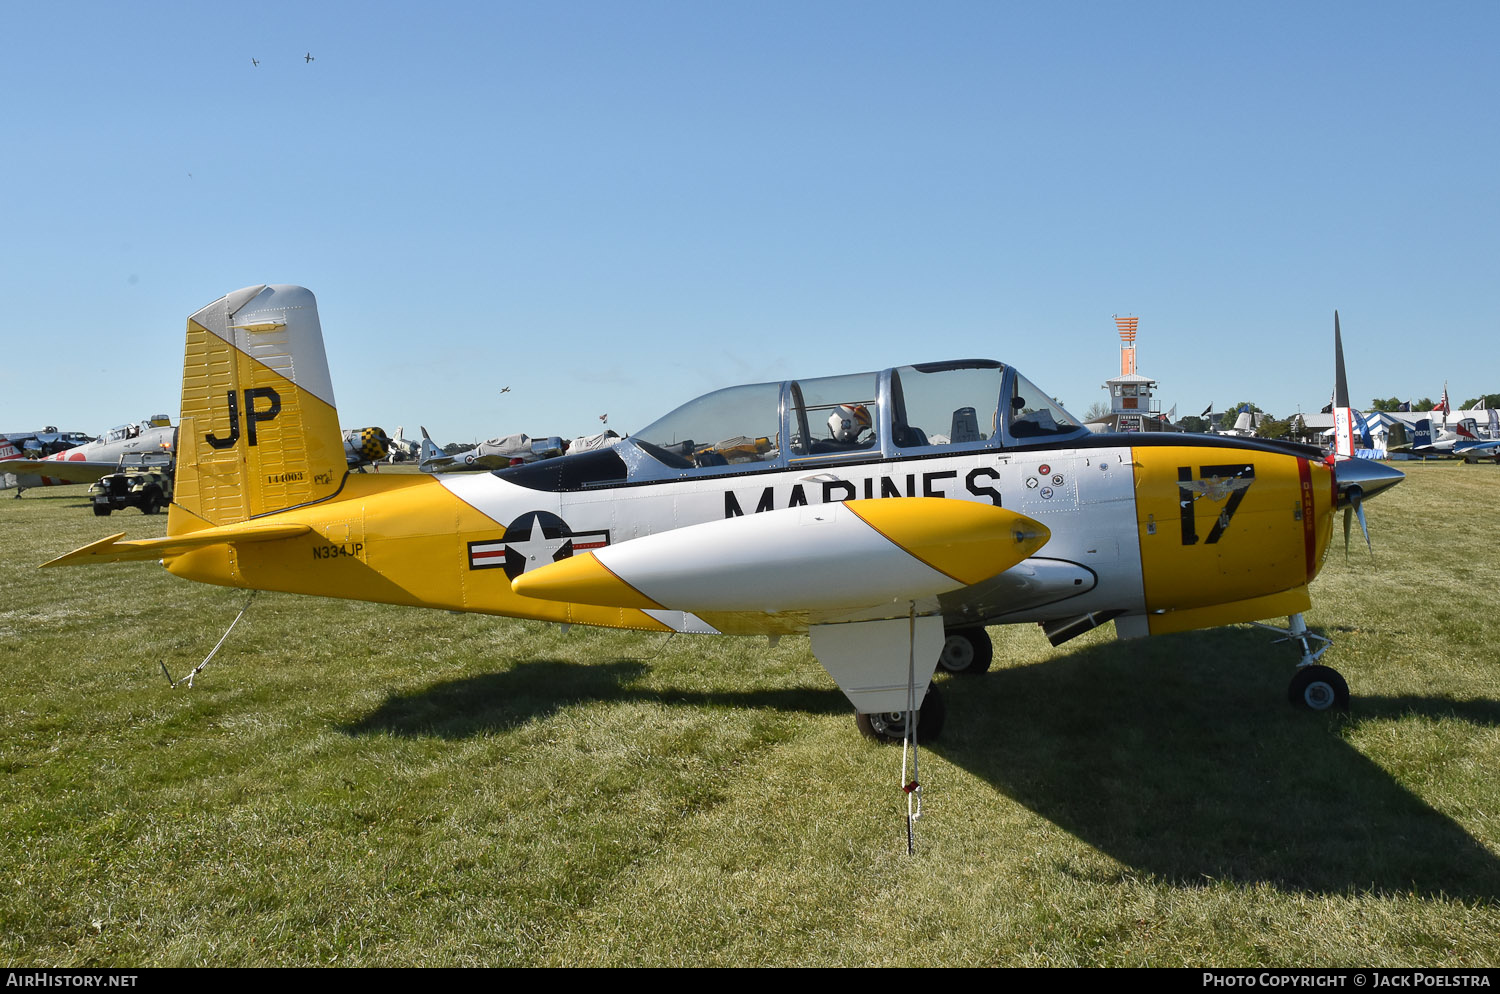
{"left": 41, "top": 522, "right": 313, "bottom": 567}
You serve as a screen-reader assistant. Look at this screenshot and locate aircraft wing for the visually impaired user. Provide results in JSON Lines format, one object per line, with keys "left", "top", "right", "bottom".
{"left": 1458, "top": 439, "right": 1500, "bottom": 460}
{"left": 421, "top": 451, "right": 506, "bottom": 473}
{"left": 510, "top": 497, "right": 1050, "bottom": 714}
{"left": 0, "top": 458, "right": 121, "bottom": 485}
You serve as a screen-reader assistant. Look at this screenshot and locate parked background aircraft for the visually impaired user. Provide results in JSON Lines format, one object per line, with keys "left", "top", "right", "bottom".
{"left": 386, "top": 426, "right": 421, "bottom": 463}
{"left": 418, "top": 428, "right": 567, "bottom": 472}
{"left": 1, "top": 417, "right": 175, "bottom": 494}
{"left": 342, "top": 427, "right": 393, "bottom": 470}
{"left": 1403, "top": 417, "right": 1500, "bottom": 463}
{"left": 0, "top": 427, "right": 92, "bottom": 457}
{"left": 1214, "top": 406, "right": 1260, "bottom": 437}
{"left": 45, "top": 287, "right": 1403, "bottom": 740}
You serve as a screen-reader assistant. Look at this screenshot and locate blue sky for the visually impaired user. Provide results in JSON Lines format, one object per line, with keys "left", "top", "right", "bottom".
{"left": 3, "top": 1, "right": 1496, "bottom": 442}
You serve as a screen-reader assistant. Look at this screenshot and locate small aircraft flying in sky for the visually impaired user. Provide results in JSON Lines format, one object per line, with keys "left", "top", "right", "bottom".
{"left": 251, "top": 58, "right": 259, "bottom": 67}
{"left": 305, "top": 52, "right": 315, "bottom": 63}
{"left": 43, "top": 287, "right": 1403, "bottom": 736}
{"left": 2, "top": 418, "right": 175, "bottom": 495}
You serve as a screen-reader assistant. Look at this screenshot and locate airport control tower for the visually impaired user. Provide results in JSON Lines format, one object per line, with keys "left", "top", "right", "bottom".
{"left": 1100, "top": 315, "right": 1164, "bottom": 432}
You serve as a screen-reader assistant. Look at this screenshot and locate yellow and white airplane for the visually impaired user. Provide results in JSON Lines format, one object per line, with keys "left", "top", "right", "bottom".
{"left": 43, "top": 286, "right": 1404, "bottom": 737}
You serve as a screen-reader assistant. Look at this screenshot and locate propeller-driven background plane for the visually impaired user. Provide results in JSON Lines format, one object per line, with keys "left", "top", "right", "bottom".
{"left": 418, "top": 428, "right": 568, "bottom": 473}
{"left": 2, "top": 417, "right": 175, "bottom": 494}
{"left": 1, "top": 426, "right": 93, "bottom": 458}
{"left": 1404, "top": 417, "right": 1500, "bottom": 463}
{"left": 342, "top": 426, "right": 393, "bottom": 470}
{"left": 44, "top": 286, "right": 1404, "bottom": 737}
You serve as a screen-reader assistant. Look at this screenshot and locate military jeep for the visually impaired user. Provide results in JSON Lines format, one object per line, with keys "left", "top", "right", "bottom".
{"left": 88, "top": 453, "right": 175, "bottom": 516}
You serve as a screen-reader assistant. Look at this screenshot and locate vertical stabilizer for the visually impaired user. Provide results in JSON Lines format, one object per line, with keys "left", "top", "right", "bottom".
{"left": 170, "top": 285, "right": 345, "bottom": 530}
{"left": 1411, "top": 419, "right": 1433, "bottom": 449}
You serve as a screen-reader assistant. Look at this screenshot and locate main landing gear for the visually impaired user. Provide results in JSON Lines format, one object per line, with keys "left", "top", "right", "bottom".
{"left": 936, "top": 627, "right": 993, "bottom": 675}
{"left": 854, "top": 626, "right": 993, "bottom": 741}
{"left": 1256, "top": 613, "right": 1350, "bottom": 713}
{"left": 856, "top": 683, "right": 947, "bottom": 743}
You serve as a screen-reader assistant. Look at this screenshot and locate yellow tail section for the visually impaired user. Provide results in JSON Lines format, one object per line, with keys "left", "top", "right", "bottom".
{"left": 169, "top": 285, "right": 346, "bottom": 531}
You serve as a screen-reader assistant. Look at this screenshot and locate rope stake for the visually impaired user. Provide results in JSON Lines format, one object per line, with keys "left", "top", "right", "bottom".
{"left": 161, "top": 591, "right": 258, "bottom": 689}
{"left": 902, "top": 604, "right": 922, "bottom": 855}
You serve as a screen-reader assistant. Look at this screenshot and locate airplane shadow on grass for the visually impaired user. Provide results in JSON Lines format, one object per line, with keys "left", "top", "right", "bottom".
{"left": 344, "top": 631, "right": 1500, "bottom": 902}
{"left": 940, "top": 627, "right": 1500, "bottom": 902}
{"left": 342, "top": 658, "right": 850, "bottom": 741}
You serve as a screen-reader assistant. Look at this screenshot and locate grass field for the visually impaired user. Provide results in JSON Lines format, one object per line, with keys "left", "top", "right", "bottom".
{"left": 2, "top": 462, "right": 1498, "bottom": 966}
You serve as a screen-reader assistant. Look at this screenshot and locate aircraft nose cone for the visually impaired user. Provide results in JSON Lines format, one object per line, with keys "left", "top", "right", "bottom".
{"left": 1336, "top": 457, "right": 1404, "bottom": 507}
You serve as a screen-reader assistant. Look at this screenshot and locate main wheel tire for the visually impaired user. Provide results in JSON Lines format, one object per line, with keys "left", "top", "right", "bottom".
{"left": 1288, "top": 665, "right": 1350, "bottom": 713}
{"left": 855, "top": 684, "right": 947, "bottom": 743}
{"left": 938, "top": 627, "right": 994, "bottom": 675}
{"left": 92, "top": 504, "right": 110, "bottom": 517}
{"left": 141, "top": 487, "right": 162, "bottom": 514}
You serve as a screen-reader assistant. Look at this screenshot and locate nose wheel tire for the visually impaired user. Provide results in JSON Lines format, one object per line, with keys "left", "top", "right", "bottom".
{"left": 1288, "top": 665, "right": 1350, "bottom": 713}
{"left": 938, "top": 628, "right": 993, "bottom": 675}
{"left": 856, "top": 684, "right": 946, "bottom": 743}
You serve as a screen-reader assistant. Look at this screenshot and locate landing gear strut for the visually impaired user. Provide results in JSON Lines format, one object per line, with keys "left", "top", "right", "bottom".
{"left": 1254, "top": 613, "right": 1349, "bottom": 713}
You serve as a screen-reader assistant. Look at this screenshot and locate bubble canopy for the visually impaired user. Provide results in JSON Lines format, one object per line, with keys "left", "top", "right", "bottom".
{"left": 627, "top": 360, "right": 1086, "bottom": 476}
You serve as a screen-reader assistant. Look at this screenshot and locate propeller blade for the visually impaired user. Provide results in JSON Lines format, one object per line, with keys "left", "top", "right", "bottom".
{"left": 1334, "top": 310, "right": 1350, "bottom": 410}
{"left": 1341, "top": 487, "right": 1372, "bottom": 557}
{"left": 1355, "top": 493, "right": 1372, "bottom": 554}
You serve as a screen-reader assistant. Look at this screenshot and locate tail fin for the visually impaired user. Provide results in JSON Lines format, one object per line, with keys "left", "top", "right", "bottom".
{"left": 1412, "top": 418, "right": 1433, "bottom": 449}
{"left": 417, "top": 426, "right": 454, "bottom": 472}
{"left": 1457, "top": 418, "right": 1479, "bottom": 440}
{"left": 170, "top": 285, "right": 346, "bottom": 531}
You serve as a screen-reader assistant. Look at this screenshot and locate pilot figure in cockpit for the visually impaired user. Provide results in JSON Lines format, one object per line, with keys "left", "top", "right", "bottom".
{"left": 826, "top": 403, "right": 874, "bottom": 449}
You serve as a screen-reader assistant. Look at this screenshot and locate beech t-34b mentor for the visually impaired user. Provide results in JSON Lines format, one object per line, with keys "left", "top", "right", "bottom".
{"left": 44, "top": 286, "right": 1404, "bottom": 737}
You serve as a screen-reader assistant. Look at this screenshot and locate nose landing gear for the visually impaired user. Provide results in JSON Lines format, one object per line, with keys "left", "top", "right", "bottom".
{"left": 1254, "top": 613, "right": 1349, "bottom": 713}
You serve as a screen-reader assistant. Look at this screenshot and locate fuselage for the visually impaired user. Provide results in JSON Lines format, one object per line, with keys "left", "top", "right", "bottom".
{"left": 166, "top": 431, "right": 1335, "bottom": 640}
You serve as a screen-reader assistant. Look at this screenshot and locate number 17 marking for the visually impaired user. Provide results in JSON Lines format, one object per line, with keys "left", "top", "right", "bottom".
{"left": 1176, "top": 464, "right": 1255, "bottom": 545}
